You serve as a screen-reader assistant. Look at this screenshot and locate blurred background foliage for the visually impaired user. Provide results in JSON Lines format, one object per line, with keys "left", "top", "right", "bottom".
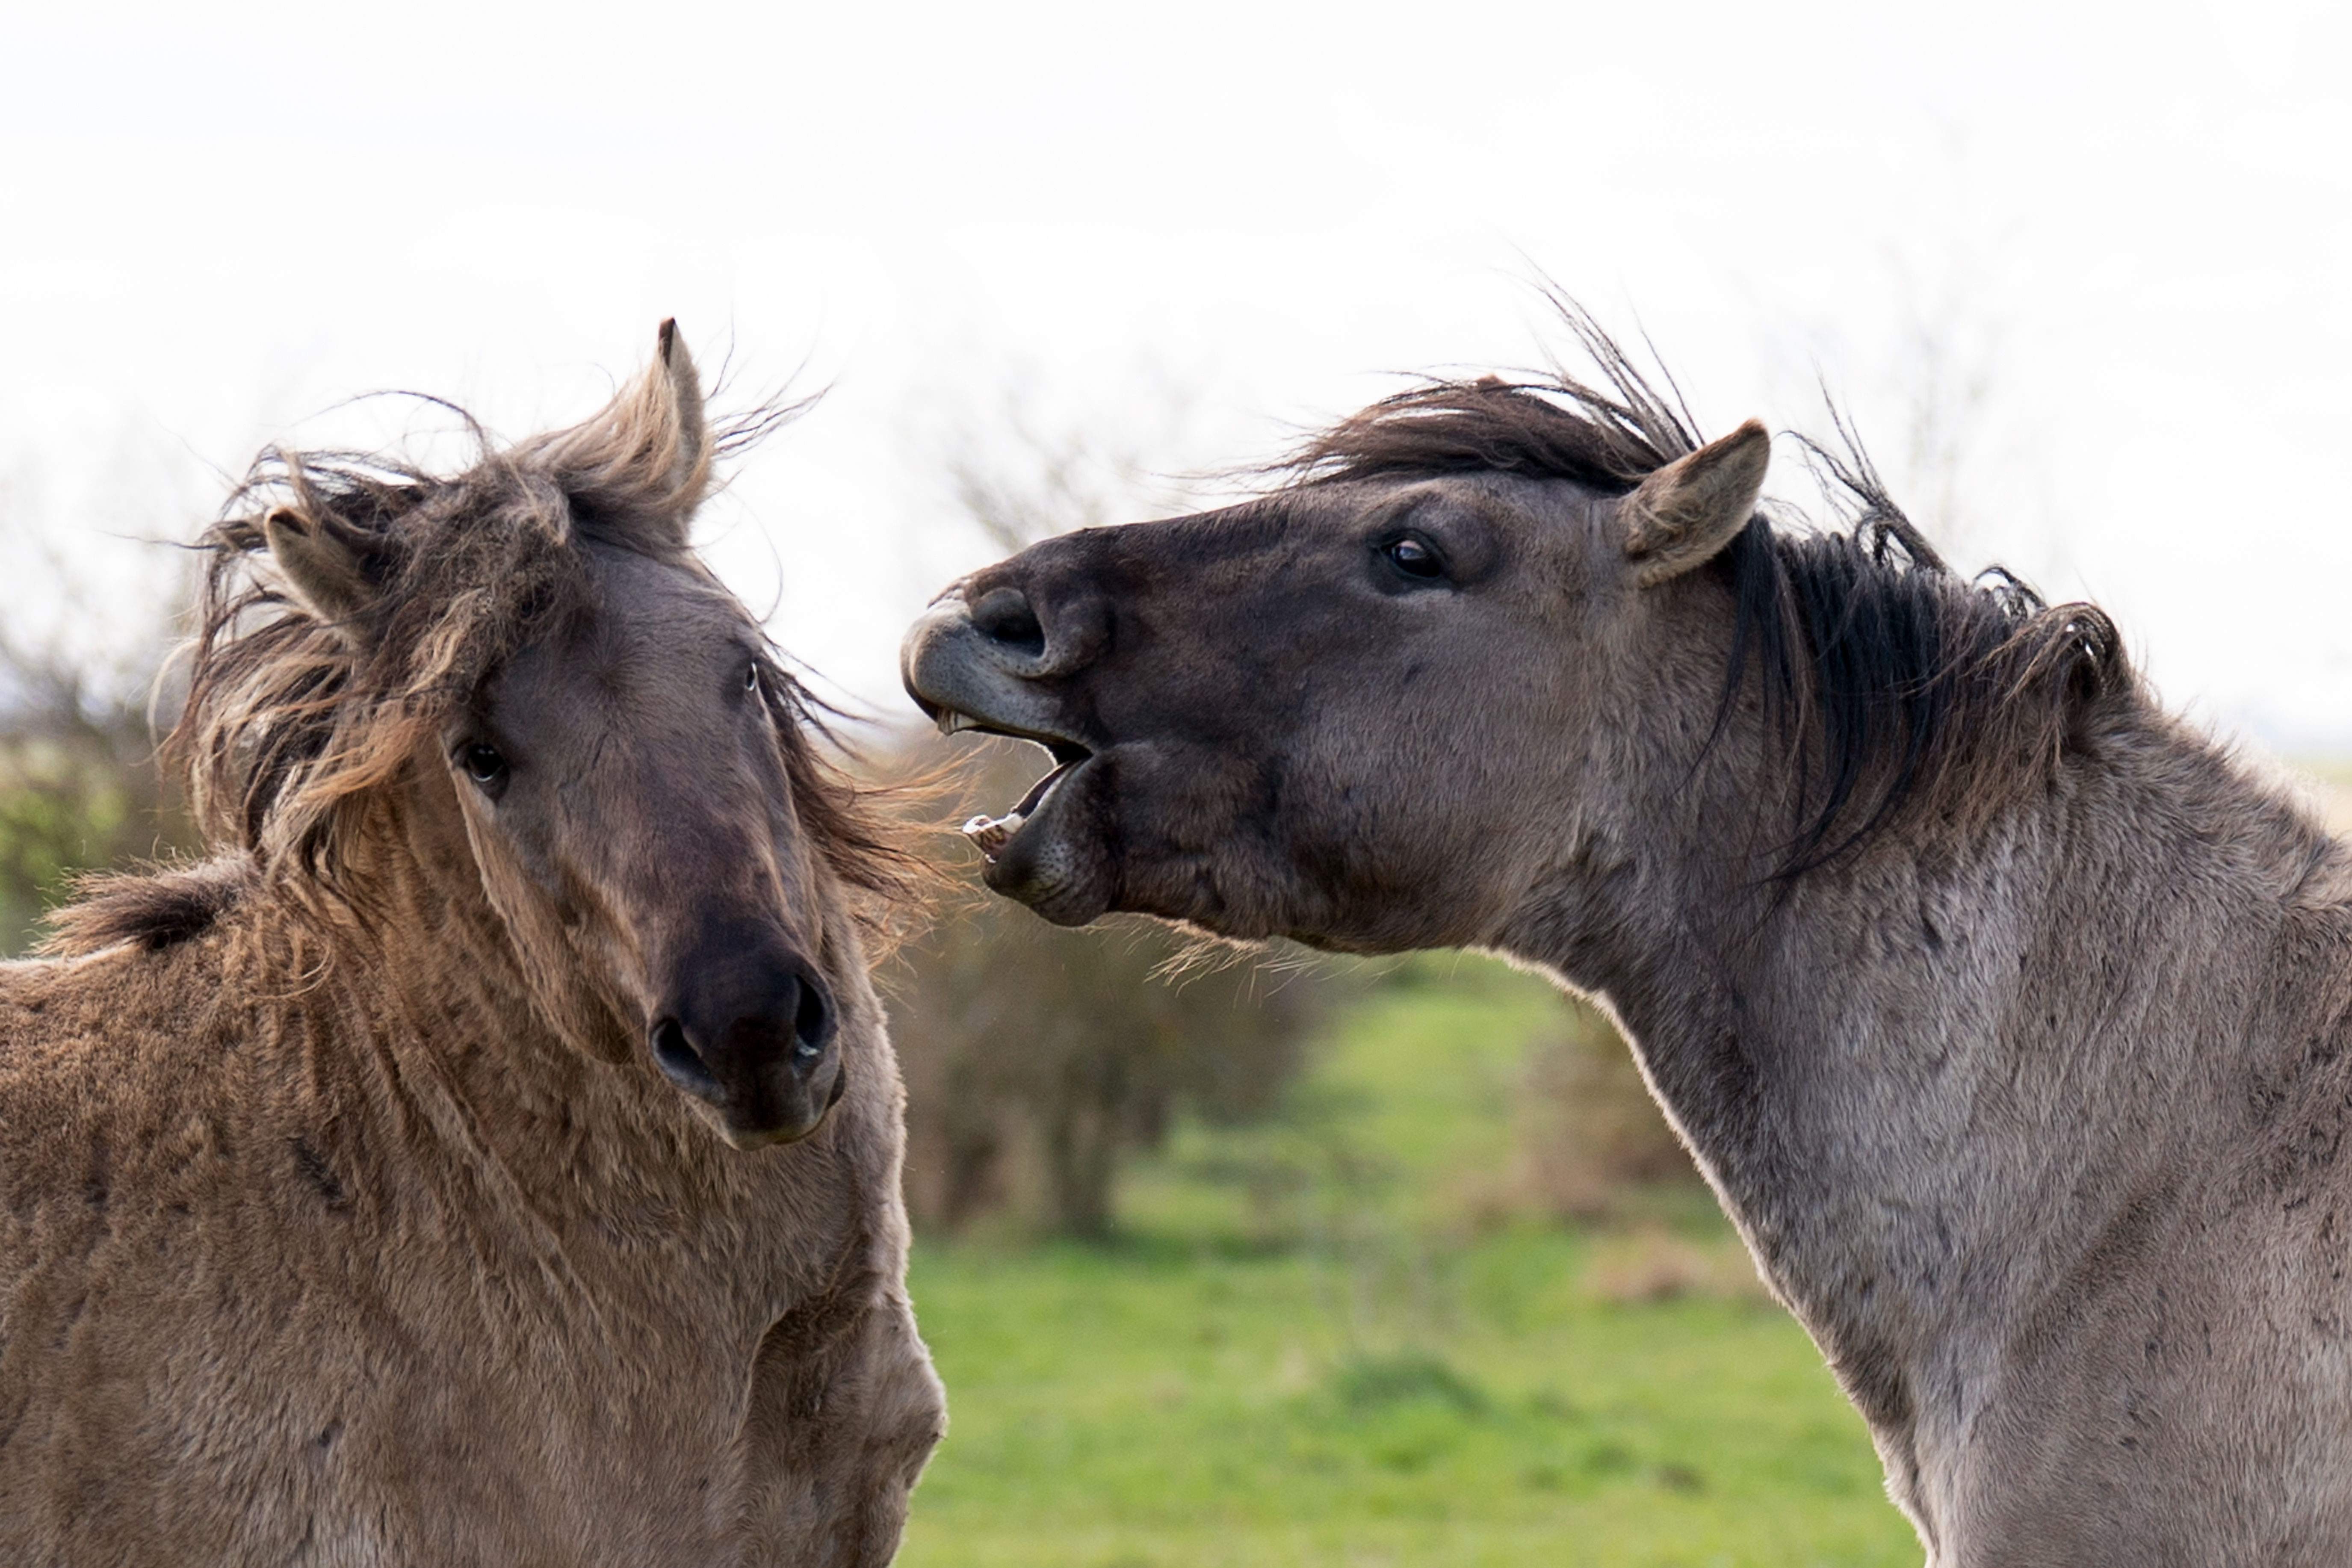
{"left": 0, "top": 472, "right": 199, "bottom": 951}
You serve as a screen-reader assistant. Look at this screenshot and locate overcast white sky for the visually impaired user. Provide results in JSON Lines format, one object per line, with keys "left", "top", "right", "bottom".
{"left": 4, "top": 0, "right": 2348, "bottom": 745}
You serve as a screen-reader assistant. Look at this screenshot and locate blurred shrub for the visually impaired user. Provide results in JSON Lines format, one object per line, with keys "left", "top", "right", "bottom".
{"left": 0, "top": 717, "right": 192, "bottom": 953}
{"left": 1508, "top": 1000, "right": 1704, "bottom": 1222}
{"left": 0, "top": 475, "right": 195, "bottom": 953}
{"left": 881, "top": 735, "right": 1346, "bottom": 1238}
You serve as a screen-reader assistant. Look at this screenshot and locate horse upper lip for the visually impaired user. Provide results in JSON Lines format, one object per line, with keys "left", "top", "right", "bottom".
{"left": 904, "top": 594, "right": 1098, "bottom": 769}
{"left": 932, "top": 706, "right": 1093, "bottom": 765}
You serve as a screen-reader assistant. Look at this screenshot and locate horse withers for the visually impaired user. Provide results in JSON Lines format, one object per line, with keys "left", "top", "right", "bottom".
{"left": 0, "top": 325, "right": 944, "bottom": 1565}
{"left": 905, "top": 330, "right": 2352, "bottom": 1565}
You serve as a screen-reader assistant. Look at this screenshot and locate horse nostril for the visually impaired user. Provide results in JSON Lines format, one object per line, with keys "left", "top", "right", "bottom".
{"left": 650, "top": 1017, "right": 718, "bottom": 1095}
{"left": 792, "top": 973, "right": 833, "bottom": 1060}
{"left": 969, "top": 586, "right": 1045, "bottom": 658}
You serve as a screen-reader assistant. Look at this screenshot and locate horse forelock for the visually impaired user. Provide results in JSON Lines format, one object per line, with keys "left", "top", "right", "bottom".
{"left": 175, "top": 451, "right": 581, "bottom": 895}
{"left": 1277, "top": 311, "right": 2139, "bottom": 880}
{"left": 1277, "top": 376, "right": 1691, "bottom": 498}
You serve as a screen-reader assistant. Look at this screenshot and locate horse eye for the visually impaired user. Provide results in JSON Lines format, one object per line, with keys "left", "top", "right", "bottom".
{"left": 1385, "top": 537, "right": 1445, "bottom": 579}
{"left": 459, "top": 742, "right": 509, "bottom": 790}
{"left": 744, "top": 664, "right": 761, "bottom": 694}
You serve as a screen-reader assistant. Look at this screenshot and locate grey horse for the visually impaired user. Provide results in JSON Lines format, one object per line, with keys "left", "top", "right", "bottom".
{"left": 905, "top": 337, "right": 2352, "bottom": 1565}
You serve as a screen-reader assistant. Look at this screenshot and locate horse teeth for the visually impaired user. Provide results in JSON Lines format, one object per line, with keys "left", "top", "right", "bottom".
{"left": 937, "top": 710, "right": 979, "bottom": 737}
{"left": 960, "top": 812, "right": 1022, "bottom": 855}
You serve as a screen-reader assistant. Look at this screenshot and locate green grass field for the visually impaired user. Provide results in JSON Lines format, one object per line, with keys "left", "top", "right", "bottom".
{"left": 896, "top": 959, "right": 1922, "bottom": 1566}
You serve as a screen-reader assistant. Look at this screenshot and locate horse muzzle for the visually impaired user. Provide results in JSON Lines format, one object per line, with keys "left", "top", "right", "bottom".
{"left": 647, "top": 945, "right": 845, "bottom": 1149}
{"left": 902, "top": 589, "right": 1120, "bottom": 925}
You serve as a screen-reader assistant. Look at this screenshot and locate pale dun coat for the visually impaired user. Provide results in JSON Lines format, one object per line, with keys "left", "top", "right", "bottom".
{"left": 0, "top": 325, "right": 944, "bottom": 1565}
{"left": 905, "top": 328, "right": 2352, "bottom": 1566}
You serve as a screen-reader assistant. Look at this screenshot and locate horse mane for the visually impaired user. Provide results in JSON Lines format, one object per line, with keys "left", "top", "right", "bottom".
{"left": 1279, "top": 316, "right": 2133, "bottom": 876}
{"left": 40, "top": 854, "right": 260, "bottom": 958}
{"left": 50, "top": 366, "right": 921, "bottom": 956}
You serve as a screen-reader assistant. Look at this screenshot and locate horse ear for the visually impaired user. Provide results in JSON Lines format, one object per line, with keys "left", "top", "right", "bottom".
{"left": 264, "top": 506, "right": 379, "bottom": 642}
{"left": 540, "top": 321, "right": 713, "bottom": 548}
{"left": 1619, "top": 419, "right": 1771, "bottom": 587}
{"left": 651, "top": 317, "right": 709, "bottom": 521}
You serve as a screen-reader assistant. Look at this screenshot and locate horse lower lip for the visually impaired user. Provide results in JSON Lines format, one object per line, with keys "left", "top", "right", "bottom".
{"left": 963, "top": 759, "right": 1083, "bottom": 859}
{"left": 963, "top": 813, "right": 1021, "bottom": 855}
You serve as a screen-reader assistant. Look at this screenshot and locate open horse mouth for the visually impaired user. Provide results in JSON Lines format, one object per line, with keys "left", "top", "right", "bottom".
{"left": 933, "top": 708, "right": 1094, "bottom": 860}
{"left": 903, "top": 589, "right": 1121, "bottom": 924}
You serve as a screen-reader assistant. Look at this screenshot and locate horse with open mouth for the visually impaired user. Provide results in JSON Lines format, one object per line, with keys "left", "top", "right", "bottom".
{"left": 906, "top": 321, "right": 2352, "bottom": 1565}
{"left": 0, "top": 324, "right": 944, "bottom": 1565}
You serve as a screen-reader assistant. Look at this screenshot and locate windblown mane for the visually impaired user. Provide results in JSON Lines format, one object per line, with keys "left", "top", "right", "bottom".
{"left": 50, "top": 375, "right": 918, "bottom": 957}
{"left": 1281, "top": 320, "right": 2132, "bottom": 876}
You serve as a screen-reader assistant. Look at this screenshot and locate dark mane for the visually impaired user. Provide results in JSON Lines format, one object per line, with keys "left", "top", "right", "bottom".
{"left": 1281, "top": 325, "right": 2132, "bottom": 876}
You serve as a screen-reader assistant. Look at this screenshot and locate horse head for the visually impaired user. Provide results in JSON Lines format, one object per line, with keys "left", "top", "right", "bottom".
{"left": 901, "top": 392, "right": 1770, "bottom": 954}
{"left": 200, "top": 324, "right": 898, "bottom": 1148}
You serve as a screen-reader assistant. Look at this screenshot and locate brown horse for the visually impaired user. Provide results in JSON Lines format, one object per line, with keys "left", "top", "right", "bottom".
{"left": 905, "top": 328, "right": 2352, "bottom": 1565}
{"left": 0, "top": 325, "right": 944, "bottom": 1565}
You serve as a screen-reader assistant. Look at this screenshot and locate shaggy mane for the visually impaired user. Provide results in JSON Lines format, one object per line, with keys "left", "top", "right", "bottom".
{"left": 40, "top": 855, "right": 260, "bottom": 959}
{"left": 62, "top": 362, "right": 921, "bottom": 955}
{"left": 1282, "top": 315, "right": 2132, "bottom": 875}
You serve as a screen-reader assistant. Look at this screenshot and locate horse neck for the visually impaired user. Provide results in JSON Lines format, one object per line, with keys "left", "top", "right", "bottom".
{"left": 1494, "top": 683, "right": 2349, "bottom": 1414}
